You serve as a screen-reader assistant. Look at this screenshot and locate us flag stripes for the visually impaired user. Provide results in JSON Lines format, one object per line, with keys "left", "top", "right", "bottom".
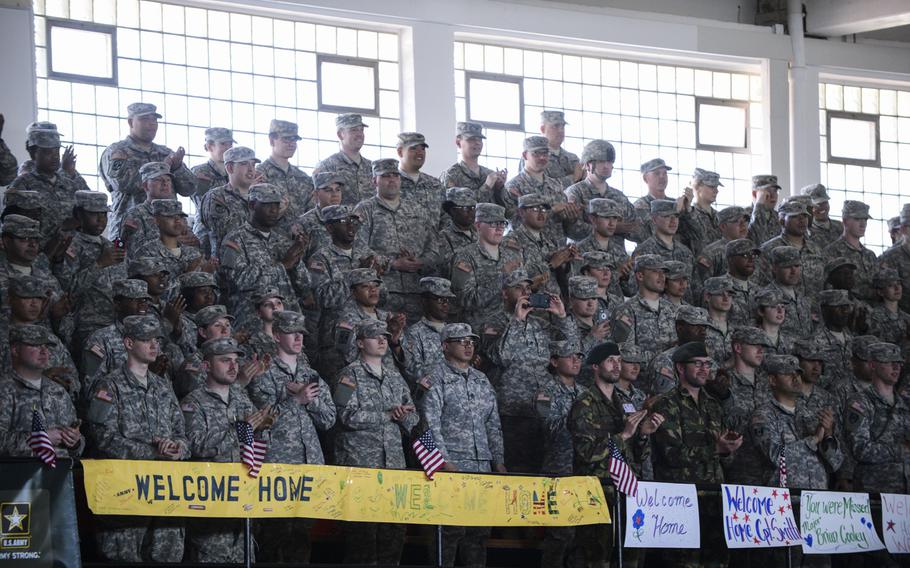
{"left": 412, "top": 430, "right": 446, "bottom": 480}
{"left": 29, "top": 409, "right": 57, "bottom": 468}
{"left": 235, "top": 421, "right": 267, "bottom": 477}
{"left": 608, "top": 438, "right": 637, "bottom": 497}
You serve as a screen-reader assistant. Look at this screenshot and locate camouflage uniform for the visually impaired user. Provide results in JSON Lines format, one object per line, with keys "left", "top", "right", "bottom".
{"left": 436, "top": 189, "right": 478, "bottom": 281}
{"left": 722, "top": 364, "right": 774, "bottom": 484}
{"left": 327, "top": 292, "right": 394, "bottom": 379}
{"left": 256, "top": 122, "right": 315, "bottom": 228}
{"left": 501, "top": 197, "right": 561, "bottom": 294}
{"left": 812, "top": 290, "right": 856, "bottom": 390}
{"left": 518, "top": 112, "right": 579, "bottom": 189}
{"left": 868, "top": 269, "right": 910, "bottom": 348}
{"left": 880, "top": 239, "right": 910, "bottom": 314}
{"left": 0, "top": 136, "right": 17, "bottom": 185}
{"left": 633, "top": 201, "right": 696, "bottom": 271}
{"left": 400, "top": 306, "right": 448, "bottom": 390}
{"left": 0, "top": 216, "right": 64, "bottom": 301}
{"left": 398, "top": 139, "right": 445, "bottom": 222}
{"left": 802, "top": 184, "right": 844, "bottom": 249}
{"left": 759, "top": 247, "right": 817, "bottom": 337}
{"left": 190, "top": 128, "right": 233, "bottom": 256}
{"left": 440, "top": 161, "right": 497, "bottom": 204}
{"left": 612, "top": 262, "right": 679, "bottom": 363}
{"left": 747, "top": 175, "right": 782, "bottom": 247}
{"left": 679, "top": 205, "right": 720, "bottom": 257}
{"left": 8, "top": 170, "right": 80, "bottom": 244}
{"left": 823, "top": 202, "right": 878, "bottom": 302}
{"left": 565, "top": 178, "right": 640, "bottom": 243}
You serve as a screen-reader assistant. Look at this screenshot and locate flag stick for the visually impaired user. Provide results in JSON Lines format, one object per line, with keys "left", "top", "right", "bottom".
{"left": 436, "top": 524, "right": 444, "bottom": 568}
{"left": 244, "top": 518, "right": 252, "bottom": 568}
{"left": 614, "top": 493, "right": 624, "bottom": 568}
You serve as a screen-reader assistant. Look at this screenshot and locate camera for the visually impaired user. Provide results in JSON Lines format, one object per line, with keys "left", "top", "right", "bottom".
{"left": 528, "top": 292, "right": 550, "bottom": 309}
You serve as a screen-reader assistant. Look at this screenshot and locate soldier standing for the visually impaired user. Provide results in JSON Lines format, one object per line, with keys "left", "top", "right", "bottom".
{"left": 703, "top": 277, "right": 735, "bottom": 363}
{"left": 695, "top": 206, "right": 750, "bottom": 285}
{"left": 756, "top": 200, "right": 826, "bottom": 297}
{"left": 502, "top": 193, "right": 576, "bottom": 294}
{"left": 759, "top": 247, "right": 816, "bottom": 338}
{"left": 642, "top": 305, "right": 711, "bottom": 396}
{"left": 880, "top": 204, "right": 910, "bottom": 314}
{"left": 612, "top": 255, "right": 678, "bottom": 362}
{"left": 869, "top": 268, "right": 910, "bottom": 351}
{"left": 722, "top": 239, "right": 763, "bottom": 328}
{"left": 190, "top": 128, "right": 235, "bottom": 257}
{"left": 824, "top": 201, "right": 879, "bottom": 303}
{"left": 520, "top": 110, "right": 583, "bottom": 189}
{"left": 256, "top": 119, "right": 314, "bottom": 225}
{"left": 661, "top": 260, "right": 692, "bottom": 307}
{"left": 437, "top": 188, "right": 478, "bottom": 281}
{"left": 313, "top": 113, "right": 374, "bottom": 205}
{"left": 678, "top": 168, "right": 724, "bottom": 256}
{"left": 199, "top": 146, "right": 261, "bottom": 254}
{"left": 0, "top": 113, "right": 17, "bottom": 184}
{"left": 573, "top": 198, "right": 634, "bottom": 297}
{"left": 439, "top": 121, "right": 506, "bottom": 204}
{"left": 134, "top": 199, "right": 204, "bottom": 277}
{"left": 632, "top": 199, "right": 695, "bottom": 272}
{"left": 813, "top": 290, "right": 856, "bottom": 389}
{"left": 802, "top": 183, "right": 843, "bottom": 247}
{"left": 400, "top": 277, "right": 455, "bottom": 388}
{"left": 633, "top": 158, "right": 675, "bottom": 238}
{"left": 752, "top": 288, "right": 795, "bottom": 355}
{"left": 397, "top": 132, "right": 445, "bottom": 222}
{"left": 120, "top": 162, "right": 183, "bottom": 255}
{"left": 293, "top": 171, "right": 345, "bottom": 264}
{"left": 566, "top": 275, "right": 612, "bottom": 360}
{"left": 747, "top": 174, "right": 781, "bottom": 247}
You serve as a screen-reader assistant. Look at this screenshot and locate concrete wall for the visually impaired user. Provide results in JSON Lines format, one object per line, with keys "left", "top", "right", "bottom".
{"left": 0, "top": 2, "right": 37, "bottom": 169}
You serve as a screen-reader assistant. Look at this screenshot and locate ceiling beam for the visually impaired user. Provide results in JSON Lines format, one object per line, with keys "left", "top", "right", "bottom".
{"left": 806, "top": 0, "right": 910, "bottom": 36}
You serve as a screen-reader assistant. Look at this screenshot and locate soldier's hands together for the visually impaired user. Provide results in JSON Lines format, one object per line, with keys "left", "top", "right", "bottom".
{"left": 388, "top": 404, "right": 415, "bottom": 423}
{"left": 638, "top": 412, "right": 665, "bottom": 436}
{"left": 59, "top": 424, "right": 82, "bottom": 448}
{"left": 620, "top": 410, "right": 648, "bottom": 440}
{"left": 817, "top": 407, "right": 835, "bottom": 439}
{"left": 238, "top": 354, "right": 268, "bottom": 387}
{"left": 155, "top": 438, "right": 182, "bottom": 460}
{"left": 715, "top": 430, "right": 743, "bottom": 455}
{"left": 287, "top": 381, "right": 319, "bottom": 405}
{"left": 246, "top": 405, "right": 272, "bottom": 431}
{"left": 165, "top": 147, "right": 186, "bottom": 171}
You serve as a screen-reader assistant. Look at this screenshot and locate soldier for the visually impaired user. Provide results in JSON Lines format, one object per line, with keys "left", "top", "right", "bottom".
{"left": 643, "top": 305, "right": 711, "bottom": 396}
{"left": 173, "top": 304, "right": 234, "bottom": 398}
{"left": 633, "top": 199, "right": 695, "bottom": 272}
{"left": 190, "top": 127, "right": 235, "bottom": 257}
{"left": 759, "top": 246, "right": 816, "bottom": 338}
{"left": 0, "top": 113, "right": 17, "bottom": 185}
{"left": 753, "top": 288, "right": 795, "bottom": 355}
{"left": 616, "top": 344, "right": 651, "bottom": 423}
{"left": 418, "top": 322, "right": 506, "bottom": 567}
{"left": 313, "top": 113, "right": 373, "bottom": 205}
{"left": 199, "top": 146, "right": 261, "bottom": 255}
{"left": 439, "top": 121, "right": 506, "bottom": 204}
{"left": 246, "top": 310, "right": 335, "bottom": 563}
{"left": 256, "top": 119, "right": 314, "bottom": 224}
{"left": 802, "top": 183, "right": 842, "bottom": 245}
{"left": 401, "top": 277, "right": 455, "bottom": 387}
{"left": 397, "top": 132, "right": 445, "bottom": 221}
{"left": 612, "top": 255, "right": 678, "bottom": 362}
{"left": 173, "top": 271, "right": 218, "bottom": 350}
{"left": 293, "top": 171, "right": 345, "bottom": 263}
{"left": 695, "top": 205, "right": 750, "bottom": 285}
{"left": 0, "top": 215, "right": 68, "bottom": 327}
{"left": 0, "top": 324, "right": 83, "bottom": 459}
{"left": 662, "top": 260, "right": 692, "bottom": 307}
{"left": 869, "top": 268, "right": 910, "bottom": 351}
{"left": 120, "top": 162, "right": 182, "bottom": 255}
{"left": 579, "top": 251, "right": 625, "bottom": 317}
{"left": 520, "top": 110, "right": 583, "bottom": 188}
{"left": 824, "top": 257, "right": 873, "bottom": 330}
{"left": 501, "top": 193, "right": 576, "bottom": 294}
{"left": 241, "top": 287, "right": 284, "bottom": 360}
{"left": 126, "top": 257, "right": 192, "bottom": 365}
{"left": 99, "top": 102, "right": 196, "bottom": 239}
{"left": 80, "top": 279, "right": 151, "bottom": 386}
{"left": 354, "top": 158, "right": 439, "bottom": 323}
{"left": 678, "top": 167, "right": 723, "bottom": 256}
{"left": 824, "top": 200, "right": 878, "bottom": 303}
{"left": 888, "top": 215, "right": 902, "bottom": 246}
{"left": 703, "top": 276, "right": 735, "bottom": 363}
{"left": 723, "top": 239, "right": 763, "bottom": 328}
{"left": 181, "top": 337, "right": 268, "bottom": 563}
{"left": 812, "top": 290, "right": 856, "bottom": 390}
{"left": 334, "top": 320, "right": 417, "bottom": 565}
{"left": 437, "top": 187, "right": 477, "bottom": 281}
{"left": 747, "top": 174, "right": 781, "bottom": 247}
{"left": 633, "top": 158, "right": 675, "bottom": 230}
{"left": 880, "top": 203, "right": 910, "bottom": 314}
{"left": 756, "top": 200, "right": 825, "bottom": 296}
{"left": 85, "top": 315, "right": 188, "bottom": 563}
{"left": 573, "top": 197, "right": 634, "bottom": 297}
{"left": 134, "top": 199, "right": 205, "bottom": 277}
{"left": 566, "top": 275, "right": 612, "bottom": 358}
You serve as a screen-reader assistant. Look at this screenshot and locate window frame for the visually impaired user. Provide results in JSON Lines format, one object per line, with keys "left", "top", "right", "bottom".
{"left": 45, "top": 17, "right": 118, "bottom": 86}
{"left": 825, "top": 110, "right": 881, "bottom": 167}
{"left": 694, "top": 97, "right": 750, "bottom": 154}
{"left": 315, "top": 53, "right": 380, "bottom": 116}
{"left": 464, "top": 71, "right": 524, "bottom": 132}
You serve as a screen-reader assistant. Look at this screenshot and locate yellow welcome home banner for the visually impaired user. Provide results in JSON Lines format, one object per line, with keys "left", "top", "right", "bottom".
{"left": 81, "top": 460, "right": 610, "bottom": 527}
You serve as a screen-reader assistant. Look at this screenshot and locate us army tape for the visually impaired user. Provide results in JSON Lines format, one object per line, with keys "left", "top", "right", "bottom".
{"left": 81, "top": 460, "right": 610, "bottom": 527}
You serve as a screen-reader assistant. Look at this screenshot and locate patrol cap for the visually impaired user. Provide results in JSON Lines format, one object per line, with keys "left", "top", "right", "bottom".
{"left": 356, "top": 319, "right": 391, "bottom": 339}
{"left": 444, "top": 187, "right": 477, "bottom": 207}
{"left": 692, "top": 168, "right": 723, "bottom": 187}
{"left": 541, "top": 110, "right": 568, "bottom": 125}
{"left": 223, "top": 146, "right": 260, "bottom": 165}
{"left": 74, "top": 190, "right": 110, "bottom": 212}
{"left": 26, "top": 130, "right": 61, "bottom": 149}
{"left": 9, "top": 275, "right": 51, "bottom": 298}
{"left": 419, "top": 276, "right": 456, "bottom": 298}
{"left": 10, "top": 324, "right": 54, "bottom": 346}
{"left": 842, "top": 200, "right": 872, "bottom": 220}
{"left": 581, "top": 140, "right": 616, "bottom": 164}
{"left": 440, "top": 322, "right": 479, "bottom": 342}
{"left": 784, "top": 195, "right": 814, "bottom": 211}
{"left": 372, "top": 158, "right": 399, "bottom": 176}
{"left": 139, "top": 162, "right": 172, "bottom": 183}
{"left": 703, "top": 276, "right": 734, "bottom": 295}
{"left": 501, "top": 268, "right": 532, "bottom": 288}
{"left": 551, "top": 340, "right": 582, "bottom": 358}
{"left": 321, "top": 204, "right": 357, "bottom": 223}
{"left": 671, "top": 341, "right": 709, "bottom": 363}
{"left": 619, "top": 344, "right": 649, "bottom": 364}
{"left": 753, "top": 287, "right": 785, "bottom": 308}
{"left": 1, "top": 214, "right": 41, "bottom": 238}
{"left": 3, "top": 190, "right": 42, "bottom": 211}
{"left": 852, "top": 335, "right": 880, "bottom": 360}
{"left": 248, "top": 183, "right": 283, "bottom": 203}
{"left": 269, "top": 119, "right": 301, "bottom": 140}
{"left": 346, "top": 268, "right": 382, "bottom": 287}
{"left": 640, "top": 158, "right": 672, "bottom": 174}
{"left": 888, "top": 216, "right": 901, "bottom": 231}
{"left": 569, "top": 275, "right": 599, "bottom": 299}
{"left": 768, "top": 246, "right": 801, "bottom": 267}
{"left": 867, "top": 342, "right": 904, "bottom": 363}
{"left": 725, "top": 238, "right": 761, "bottom": 258}
{"left": 204, "top": 127, "right": 235, "bottom": 144}
{"left": 127, "top": 102, "right": 161, "bottom": 119}
{"left": 777, "top": 201, "right": 809, "bottom": 218}
{"left": 272, "top": 310, "right": 308, "bottom": 334}
{"left": 475, "top": 202, "right": 507, "bottom": 224}
{"left": 585, "top": 341, "right": 620, "bottom": 365}
{"left": 792, "top": 338, "right": 825, "bottom": 361}
{"left": 817, "top": 289, "right": 852, "bottom": 306}
{"left": 128, "top": 257, "right": 169, "bottom": 277}
{"left": 801, "top": 183, "right": 830, "bottom": 204}
{"left": 201, "top": 337, "right": 245, "bottom": 358}
{"left": 122, "top": 314, "right": 164, "bottom": 340}
{"left": 314, "top": 171, "right": 346, "bottom": 189}
{"left": 901, "top": 204, "right": 910, "bottom": 226}
{"left": 25, "top": 121, "right": 58, "bottom": 133}
{"left": 663, "top": 260, "right": 690, "bottom": 280}
{"left": 150, "top": 199, "right": 187, "bottom": 217}
{"left": 873, "top": 267, "right": 901, "bottom": 288}
{"left": 178, "top": 271, "right": 218, "bottom": 290}
{"left": 456, "top": 121, "right": 485, "bottom": 139}
{"left": 650, "top": 199, "right": 678, "bottom": 217}
{"left": 763, "top": 354, "right": 802, "bottom": 375}
{"left": 336, "top": 113, "right": 368, "bottom": 129}
{"left": 718, "top": 206, "right": 749, "bottom": 224}
{"left": 195, "top": 305, "right": 233, "bottom": 327}
{"left": 587, "top": 198, "right": 623, "bottom": 218}
{"left": 251, "top": 286, "right": 284, "bottom": 306}
{"left": 397, "top": 132, "right": 428, "bottom": 149}
{"left": 824, "top": 257, "right": 857, "bottom": 280}
{"left": 523, "top": 136, "right": 550, "bottom": 153}
{"left": 676, "top": 306, "right": 711, "bottom": 326}
{"left": 732, "top": 327, "right": 773, "bottom": 348}
{"left": 633, "top": 254, "right": 666, "bottom": 273}
{"left": 113, "top": 279, "right": 152, "bottom": 299}
{"left": 518, "top": 194, "right": 550, "bottom": 209}
{"left": 581, "top": 251, "right": 616, "bottom": 270}
{"left": 752, "top": 174, "right": 781, "bottom": 191}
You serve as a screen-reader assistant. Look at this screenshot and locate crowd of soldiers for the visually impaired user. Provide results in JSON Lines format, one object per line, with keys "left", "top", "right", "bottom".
{"left": 0, "top": 103, "right": 908, "bottom": 568}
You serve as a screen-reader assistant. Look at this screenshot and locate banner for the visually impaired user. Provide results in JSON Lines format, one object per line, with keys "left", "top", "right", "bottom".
{"left": 881, "top": 493, "right": 910, "bottom": 554}
{"left": 0, "top": 460, "right": 81, "bottom": 567}
{"left": 721, "top": 484, "right": 800, "bottom": 549}
{"left": 799, "top": 491, "right": 885, "bottom": 554}
{"left": 623, "top": 482, "right": 700, "bottom": 549}
{"left": 81, "top": 460, "right": 610, "bottom": 527}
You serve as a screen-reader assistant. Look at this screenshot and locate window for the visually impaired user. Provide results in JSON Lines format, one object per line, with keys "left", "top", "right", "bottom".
{"left": 465, "top": 72, "right": 523, "bottom": 130}
{"left": 47, "top": 18, "right": 117, "bottom": 84}
{"left": 317, "top": 55, "right": 378, "bottom": 114}
{"left": 826, "top": 111, "right": 879, "bottom": 166}
{"left": 696, "top": 98, "right": 749, "bottom": 152}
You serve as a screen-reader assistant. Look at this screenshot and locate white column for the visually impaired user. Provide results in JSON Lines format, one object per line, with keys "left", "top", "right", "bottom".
{"left": 789, "top": 65, "right": 821, "bottom": 195}
{"left": 764, "top": 58, "right": 792, "bottom": 196}
{"left": 0, "top": 3, "right": 38, "bottom": 169}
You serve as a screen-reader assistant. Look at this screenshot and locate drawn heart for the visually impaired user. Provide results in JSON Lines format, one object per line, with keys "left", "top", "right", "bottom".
{"left": 804, "top": 534, "right": 813, "bottom": 547}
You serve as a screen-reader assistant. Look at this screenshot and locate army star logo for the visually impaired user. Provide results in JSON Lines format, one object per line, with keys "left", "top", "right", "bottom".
{"left": 3, "top": 505, "right": 27, "bottom": 532}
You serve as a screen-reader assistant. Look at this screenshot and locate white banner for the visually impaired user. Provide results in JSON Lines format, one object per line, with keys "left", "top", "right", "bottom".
{"left": 721, "top": 484, "right": 801, "bottom": 548}
{"left": 799, "top": 491, "right": 885, "bottom": 554}
{"left": 624, "top": 481, "right": 700, "bottom": 549}
{"left": 881, "top": 493, "right": 910, "bottom": 554}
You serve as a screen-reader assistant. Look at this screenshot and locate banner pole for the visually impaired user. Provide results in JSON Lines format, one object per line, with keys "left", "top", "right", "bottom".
{"left": 244, "top": 517, "right": 252, "bottom": 568}
{"left": 614, "top": 492, "right": 624, "bottom": 568}
{"left": 436, "top": 524, "right": 443, "bottom": 568}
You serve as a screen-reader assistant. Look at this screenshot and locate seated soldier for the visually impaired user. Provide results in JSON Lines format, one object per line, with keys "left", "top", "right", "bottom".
{"left": 133, "top": 199, "right": 207, "bottom": 277}
{"left": 753, "top": 288, "right": 796, "bottom": 355}
{"left": 437, "top": 187, "right": 478, "bottom": 281}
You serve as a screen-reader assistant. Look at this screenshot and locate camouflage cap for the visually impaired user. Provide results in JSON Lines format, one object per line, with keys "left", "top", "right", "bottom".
{"left": 792, "top": 338, "right": 825, "bottom": 361}
{"left": 752, "top": 174, "right": 781, "bottom": 191}
{"left": 456, "top": 121, "right": 485, "bottom": 139}
{"left": 9, "top": 275, "right": 51, "bottom": 298}
{"left": 585, "top": 341, "right": 621, "bottom": 365}
{"left": 251, "top": 286, "right": 284, "bottom": 306}
{"left": 824, "top": 257, "right": 857, "bottom": 280}
{"left": 139, "top": 162, "right": 172, "bottom": 183}
{"left": 732, "top": 327, "right": 773, "bottom": 348}
{"left": 372, "top": 158, "right": 399, "bottom": 176}
{"left": 692, "top": 168, "right": 724, "bottom": 187}
{"left": 201, "top": 337, "right": 245, "bottom": 358}
{"left": 753, "top": 287, "right": 785, "bottom": 308}
{"left": 321, "top": 204, "right": 357, "bottom": 223}
{"left": 671, "top": 341, "right": 709, "bottom": 363}
{"left": 842, "top": 200, "right": 872, "bottom": 220}
{"left": 777, "top": 200, "right": 809, "bottom": 218}
{"left": 475, "top": 202, "right": 507, "bottom": 224}
{"left": 650, "top": 199, "right": 678, "bottom": 217}
{"left": 178, "top": 271, "right": 218, "bottom": 290}
{"left": 74, "top": 190, "right": 109, "bottom": 212}
{"left": 122, "top": 314, "right": 164, "bottom": 340}
{"left": 518, "top": 193, "right": 550, "bottom": 209}
{"left": 112, "top": 279, "right": 151, "bottom": 299}
{"left": 273, "top": 310, "right": 308, "bottom": 334}
{"left": 419, "top": 276, "right": 456, "bottom": 298}
{"left": 501, "top": 268, "right": 532, "bottom": 288}
{"left": 336, "top": 113, "right": 368, "bottom": 129}
{"left": 852, "top": 335, "right": 880, "bottom": 360}
{"left": 397, "top": 132, "right": 428, "bottom": 149}
{"left": 581, "top": 140, "right": 616, "bottom": 164}
{"left": 569, "top": 275, "right": 599, "bottom": 299}
{"left": 587, "top": 198, "right": 623, "bottom": 218}
{"left": 356, "top": 319, "right": 391, "bottom": 339}
{"left": 703, "top": 276, "right": 734, "bottom": 295}
{"left": 634, "top": 254, "right": 666, "bottom": 272}
{"left": 195, "top": 305, "right": 233, "bottom": 327}
{"left": 314, "top": 171, "right": 346, "bottom": 189}
{"left": 551, "top": 340, "right": 583, "bottom": 358}
{"left": 817, "top": 289, "right": 852, "bottom": 307}
{"left": 444, "top": 187, "right": 477, "bottom": 207}
{"left": 867, "top": 342, "right": 903, "bottom": 363}
{"left": 581, "top": 251, "right": 616, "bottom": 270}
{"left": 523, "top": 136, "right": 550, "bottom": 153}
{"left": 619, "top": 344, "right": 649, "bottom": 363}
{"left": 1, "top": 214, "right": 41, "bottom": 238}
{"left": 25, "top": 121, "right": 58, "bottom": 133}
{"left": 900, "top": 203, "right": 910, "bottom": 226}
{"left": 269, "top": 119, "right": 301, "bottom": 140}
{"left": 783, "top": 195, "right": 813, "bottom": 210}
{"left": 440, "top": 322, "right": 479, "bottom": 342}
{"left": 640, "top": 158, "right": 672, "bottom": 174}
{"left": 801, "top": 183, "right": 830, "bottom": 204}
{"left": 676, "top": 306, "right": 711, "bottom": 326}
{"left": 127, "top": 102, "right": 161, "bottom": 119}
{"left": 248, "top": 183, "right": 283, "bottom": 203}
{"left": 725, "top": 238, "right": 761, "bottom": 257}
{"left": 763, "top": 354, "right": 801, "bottom": 375}
{"left": 223, "top": 146, "right": 260, "bottom": 164}
{"left": 873, "top": 267, "right": 901, "bottom": 288}
{"left": 888, "top": 216, "right": 901, "bottom": 231}
{"left": 150, "top": 199, "right": 186, "bottom": 217}
{"left": 663, "top": 260, "right": 690, "bottom": 280}
{"left": 768, "top": 246, "right": 801, "bottom": 267}
{"left": 540, "top": 110, "right": 568, "bottom": 125}
{"left": 26, "top": 130, "right": 61, "bottom": 149}
{"left": 346, "top": 268, "right": 382, "bottom": 287}
{"left": 9, "top": 324, "right": 54, "bottom": 346}
{"left": 127, "top": 257, "right": 170, "bottom": 277}
{"left": 3, "top": 190, "right": 42, "bottom": 211}
{"left": 717, "top": 206, "right": 749, "bottom": 224}
{"left": 204, "top": 127, "right": 235, "bottom": 144}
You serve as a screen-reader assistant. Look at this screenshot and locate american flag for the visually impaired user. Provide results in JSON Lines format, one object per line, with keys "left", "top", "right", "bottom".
{"left": 608, "top": 438, "right": 637, "bottom": 497}
{"left": 412, "top": 430, "right": 446, "bottom": 480}
{"left": 778, "top": 446, "right": 788, "bottom": 488}
{"left": 29, "top": 409, "right": 56, "bottom": 468}
{"left": 235, "top": 421, "right": 267, "bottom": 478}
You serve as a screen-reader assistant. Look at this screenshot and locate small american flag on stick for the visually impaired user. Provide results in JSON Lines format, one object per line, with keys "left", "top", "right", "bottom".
{"left": 608, "top": 438, "right": 637, "bottom": 497}
{"left": 235, "top": 421, "right": 267, "bottom": 477}
{"left": 778, "top": 446, "right": 788, "bottom": 488}
{"left": 412, "top": 430, "right": 446, "bottom": 480}
{"left": 29, "top": 409, "right": 56, "bottom": 468}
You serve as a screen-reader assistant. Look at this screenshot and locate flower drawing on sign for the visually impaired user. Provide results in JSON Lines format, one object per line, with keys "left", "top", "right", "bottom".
{"left": 632, "top": 508, "right": 646, "bottom": 542}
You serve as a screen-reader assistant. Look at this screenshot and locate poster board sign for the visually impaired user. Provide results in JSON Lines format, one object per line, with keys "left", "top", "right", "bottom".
{"left": 881, "top": 493, "right": 910, "bottom": 554}
{"left": 721, "top": 484, "right": 800, "bottom": 548}
{"left": 624, "top": 481, "right": 700, "bottom": 549}
{"left": 799, "top": 490, "right": 885, "bottom": 554}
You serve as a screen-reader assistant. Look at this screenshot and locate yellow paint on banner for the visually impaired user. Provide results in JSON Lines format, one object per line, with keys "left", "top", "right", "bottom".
{"left": 81, "top": 460, "right": 610, "bottom": 527}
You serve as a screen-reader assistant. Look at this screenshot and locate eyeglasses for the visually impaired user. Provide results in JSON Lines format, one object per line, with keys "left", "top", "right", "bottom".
{"left": 484, "top": 222, "right": 508, "bottom": 229}
{"left": 451, "top": 206, "right": 476, "bottom": 211}
{"left": 530, "top": 150, "right": 549, "bottom": 157}
{"left": 685, "top": 360, "right": 712, "bottom": 369}
{"left": 330, "top": 218, "right": 361, "bottom": 226}
{"left": 446, "top": 338, "right": 477, "bottom": 347}
{"left": 523, "top": 206, "right": 551, "bottom": 214}
{"left": 734, "top": 253, "right": 758, "bottom": 259}
{"left": 429, "top": 296, "right": 451, "bottom": 304}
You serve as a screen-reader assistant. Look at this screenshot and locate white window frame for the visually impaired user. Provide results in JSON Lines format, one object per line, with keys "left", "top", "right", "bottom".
{"left": 46, "top": 17, "right": 118, "bottom": 86}
{"left": 316, "top": 54, "right": 380, "bottom": 116}
{"left": 825, "top": 110, "right": 881, "bottom": 167}
{"left": 464, "top": 71, "right": 524, "bottom": 131}
{"left": 695, "top": 97, "right": 750, "bottom": 153}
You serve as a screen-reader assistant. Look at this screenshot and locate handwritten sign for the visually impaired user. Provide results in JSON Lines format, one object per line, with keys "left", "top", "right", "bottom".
{"left": 721, "top": 484, "right": 800, "bottom": 548}
{"left": 624, "top": 481, "right": 700, "bottom": 548}
{"left": 881, "top": 493, "right": 910, "bottom": 554}
{"left": 799, "top": 491, "right": 885, "bottom": 554}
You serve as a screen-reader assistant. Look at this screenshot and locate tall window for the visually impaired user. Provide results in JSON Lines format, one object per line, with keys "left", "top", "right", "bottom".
{"left": 454, "top": 41, "right": 765, "bottom": 208}
{"left": 33, "top": 0, "right": 401, "bottom": 212}
{"left": 819, "top": 82, "right": 910, "bottom": 253}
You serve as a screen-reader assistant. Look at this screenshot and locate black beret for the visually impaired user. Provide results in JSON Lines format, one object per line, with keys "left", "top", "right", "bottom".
{"left": 585, "top": 341, "right": 621, "bottom": 365}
